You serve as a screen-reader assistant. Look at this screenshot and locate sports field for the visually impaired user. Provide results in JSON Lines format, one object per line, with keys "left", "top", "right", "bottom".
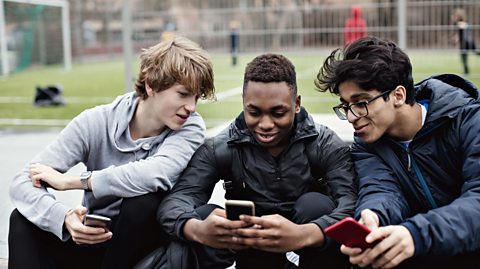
{"left": 0, "top": 50, "right": 479, "bottom": 129}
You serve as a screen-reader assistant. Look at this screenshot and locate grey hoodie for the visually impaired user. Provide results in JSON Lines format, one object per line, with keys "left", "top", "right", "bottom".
{"left": 9, "top": 92, "right": 206, "bottom": 240}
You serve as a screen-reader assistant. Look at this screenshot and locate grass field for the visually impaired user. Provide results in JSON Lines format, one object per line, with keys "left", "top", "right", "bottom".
{"left": 0, "top": 50, "right": 479, "bottom": 129}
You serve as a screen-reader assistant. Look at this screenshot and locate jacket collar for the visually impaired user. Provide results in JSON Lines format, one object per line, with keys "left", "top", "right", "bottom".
{"left": 415, "top": 74, "right": 479, "bottom": 125}
{"left": 227, "top": 107, "right": 318, "bottom": 145}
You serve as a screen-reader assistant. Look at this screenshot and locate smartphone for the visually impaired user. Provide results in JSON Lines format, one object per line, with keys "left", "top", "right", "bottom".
{"left": 225, "top": 200, "right": 255, "bottom": 220}
{"left": 324, "top": 217, "right": 381, "bottom": 249}
{"left": 83, "top": 214, "right": 112, "bottom": 231}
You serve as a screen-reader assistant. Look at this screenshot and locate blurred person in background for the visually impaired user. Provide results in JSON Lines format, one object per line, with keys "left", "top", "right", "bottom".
{"left": 8, "top": 36, "right": 215, "bottom": 269}
{"left": 452, "top": 7, "right": 479, "bottom": 76}
{"left": 343, "top": 5, "right": 367, "bottom": 45}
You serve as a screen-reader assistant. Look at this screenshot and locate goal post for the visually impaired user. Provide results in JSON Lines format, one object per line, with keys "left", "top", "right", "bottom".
{"left": 0, "top": 0, "right": 71, "bottom": 76}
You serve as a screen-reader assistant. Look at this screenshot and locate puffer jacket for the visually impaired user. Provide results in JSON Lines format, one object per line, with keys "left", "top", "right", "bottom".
{"left": 159, "top": 107, "right": 357, "bottom": 240}
{"left": 353, "top": 74, "right": 480, "bottom": 260}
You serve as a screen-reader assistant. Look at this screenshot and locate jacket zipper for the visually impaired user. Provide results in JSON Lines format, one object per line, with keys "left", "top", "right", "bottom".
{"left": 406, "top": 147, "right": 438, "bottom": 209}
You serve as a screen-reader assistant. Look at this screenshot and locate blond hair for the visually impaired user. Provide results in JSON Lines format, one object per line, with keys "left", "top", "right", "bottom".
{"left": 134, "top": 36, "right": 215, "bottom": 100}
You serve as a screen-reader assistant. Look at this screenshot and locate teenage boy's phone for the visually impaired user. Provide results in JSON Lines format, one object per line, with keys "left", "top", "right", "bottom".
{"left": 225, "top": 200, "right": 255, "bottom": 220}
{"left": 83, "top": 214, "right": 112, "bottom": 231}
{"left": 324, "top": 217, "right": 381, "bottom": 249}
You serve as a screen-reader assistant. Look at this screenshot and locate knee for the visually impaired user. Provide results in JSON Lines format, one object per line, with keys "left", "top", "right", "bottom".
{"left": 119, "top": 192, "right": 166, "bottom": 225}
{"left": 292, "top": 192, "right": 335, "bottom": 224}
{"left": 9, "top": 209, "right": 36, "bottom": 240}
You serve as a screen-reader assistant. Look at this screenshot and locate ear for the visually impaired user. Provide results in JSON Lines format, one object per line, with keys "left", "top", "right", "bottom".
{"left": 295, "top": 95, "right": 301, "bottom": 113}
{"left": 392, "top": 86, "right": 406, "bottom": 106}
{"left": 145, "top": 83, "right": 155, "bottom": 97}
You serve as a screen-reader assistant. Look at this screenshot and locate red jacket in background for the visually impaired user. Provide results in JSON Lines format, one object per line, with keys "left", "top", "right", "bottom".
{"left": 344, "top": 6, "right": 367, "bottom": 44}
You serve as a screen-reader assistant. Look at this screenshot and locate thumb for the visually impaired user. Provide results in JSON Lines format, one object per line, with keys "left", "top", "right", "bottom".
{"left": 74, "top": 205, "right": 88, "bottom": 216}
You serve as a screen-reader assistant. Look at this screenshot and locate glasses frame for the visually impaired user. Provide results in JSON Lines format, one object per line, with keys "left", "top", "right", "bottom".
{"left": 333, "top": 90, "right": 393, "bottom": 120}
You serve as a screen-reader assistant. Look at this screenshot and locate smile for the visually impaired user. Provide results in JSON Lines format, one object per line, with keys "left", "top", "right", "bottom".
{"left": 354, "top": 123, "right": 368, "bottom": 135}
{"left": 255, "top": 132, "right": 277, "bottom": 143}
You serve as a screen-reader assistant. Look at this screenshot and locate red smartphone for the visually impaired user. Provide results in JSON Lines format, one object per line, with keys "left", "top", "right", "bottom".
{"left": 324, "top": 217, "right": 381, "bottom": 249}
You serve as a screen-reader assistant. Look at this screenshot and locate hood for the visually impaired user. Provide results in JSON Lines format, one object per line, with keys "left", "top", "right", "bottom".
{"left": 351, "top": 6, "right": 362, "bottom": 19}
{"left": 108, "top": 92, "right": 169, "bottom": 152}
{"left": 415, "top": 74, "right": 479, "bottom": 125}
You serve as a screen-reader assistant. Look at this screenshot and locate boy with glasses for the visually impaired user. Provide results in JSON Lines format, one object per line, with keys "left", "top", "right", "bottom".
{"left": 315, "top": 36, "right": 480, "bottom": 268}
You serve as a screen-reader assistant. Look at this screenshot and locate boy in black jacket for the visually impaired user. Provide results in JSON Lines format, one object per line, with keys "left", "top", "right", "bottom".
{"left": 158, "top": 53, "right": 356, "bottom": 268}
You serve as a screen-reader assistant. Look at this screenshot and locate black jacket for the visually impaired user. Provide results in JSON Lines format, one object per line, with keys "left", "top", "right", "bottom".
{"left": 353, "top": 74, "right": 480, "bottom": 260}
{"left": 158, "top": 108, "right": 357, "bottom": 241}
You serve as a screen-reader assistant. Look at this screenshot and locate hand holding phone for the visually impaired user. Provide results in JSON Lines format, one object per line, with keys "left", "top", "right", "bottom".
{"left": 324, "top": 217, "right": 381, "bottom": 249}
{"left": 83, "top": 214, "right": 112, "bottom": 231}
{"left": 225, "top": 200, "right": 255, "bottom": 220}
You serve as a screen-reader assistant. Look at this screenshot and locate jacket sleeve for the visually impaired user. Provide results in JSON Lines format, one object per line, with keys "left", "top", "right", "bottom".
{"left": 351, "top": 139, "right": 411, "bottom": 226}
{"left": 310, "top": 126, "right": 357, "bottom": 230}
{"left": 402, "top": 105, "right": 480, "bottom": 257}
{"left": 91, "top": 113, "right": 206, "bottom": 199}
{"left": 157, "top": 139, "right": 220, "bottom": 241}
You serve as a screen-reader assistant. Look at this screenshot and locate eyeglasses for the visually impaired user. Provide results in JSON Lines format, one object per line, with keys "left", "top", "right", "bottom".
{"left": 333, "top": 90, "right": 392, "bottom": 120}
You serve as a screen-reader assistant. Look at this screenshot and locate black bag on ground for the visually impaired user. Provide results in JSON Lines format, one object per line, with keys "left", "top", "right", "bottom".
{"left": 33, "top": 85, "right": 66, "bottom": 106}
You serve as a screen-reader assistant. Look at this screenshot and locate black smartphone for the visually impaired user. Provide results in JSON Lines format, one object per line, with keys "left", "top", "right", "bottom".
{"left": 225, "top": 200, "right": 255, "bottom": 220}
{"left": 83, "top": 214, "right": 112, "bottom": 231}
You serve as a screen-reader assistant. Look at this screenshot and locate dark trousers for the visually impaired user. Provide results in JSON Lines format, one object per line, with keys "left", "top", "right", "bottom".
{"left": 194, "top": 192, "right": 350, "bottom": 269}
{"left": 8, "top": 192, "right": 167, "bottom": 269}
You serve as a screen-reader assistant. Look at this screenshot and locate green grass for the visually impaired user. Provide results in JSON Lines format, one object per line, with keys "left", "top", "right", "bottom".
{"left": 1, "top": 51, "right": 479, "bottom": 129}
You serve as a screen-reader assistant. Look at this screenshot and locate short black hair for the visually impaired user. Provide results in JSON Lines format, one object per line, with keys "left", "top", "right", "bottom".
{"left": 315, "top": 36, "right": 415, "bottom": 105}
{"left": 243, "top": 53, "right": 297, "bottom": 97}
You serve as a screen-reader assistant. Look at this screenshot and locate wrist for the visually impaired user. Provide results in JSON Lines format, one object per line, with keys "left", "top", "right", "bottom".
{"left": 302, "top": 223, "right": 324, "bottom": 248}
{"left": 183, "top": 219, "right": 202, "bottom": 243}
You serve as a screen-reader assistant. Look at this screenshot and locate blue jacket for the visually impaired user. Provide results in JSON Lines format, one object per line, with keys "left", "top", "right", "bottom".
{"left": 352, "top": 74, "right": 480, "bottom": 259}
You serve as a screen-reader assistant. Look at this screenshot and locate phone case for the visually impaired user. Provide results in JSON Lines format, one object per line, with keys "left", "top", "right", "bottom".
{"left": 225, "top": 200, "right": 255, "bottom": 220}
{"left": 84, "top": 214, "right": 112, "bottom": 230}
{"left": 324, "top": 217, "right": 380, "bottom": 249}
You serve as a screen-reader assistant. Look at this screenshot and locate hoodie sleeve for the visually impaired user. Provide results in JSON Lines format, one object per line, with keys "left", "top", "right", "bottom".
{"left": 9, "top": 111, "right": 92, "bottom": 240}
{"left": 91, "top": 113, "right": 206, "bottom": 199}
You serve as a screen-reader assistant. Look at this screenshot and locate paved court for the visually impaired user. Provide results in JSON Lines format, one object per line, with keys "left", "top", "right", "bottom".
{"left": 0, "top": 114, "right": 353, "bottom": 266}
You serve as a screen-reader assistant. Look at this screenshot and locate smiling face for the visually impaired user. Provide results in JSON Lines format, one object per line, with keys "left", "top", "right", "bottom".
{"left": 146, "top": 83, "right": 197, "bottom": 131}
{"left": 338, "top": 81, "right": 396, "bottom": 143}
{"left": 243, "top": 81, "right": 300, "bottom": 156}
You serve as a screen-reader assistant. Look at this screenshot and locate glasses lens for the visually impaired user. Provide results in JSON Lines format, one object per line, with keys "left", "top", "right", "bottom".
{"left": 333, "top": 106, "right": 347, "bottom": 120}
{"left": 351, "top": 103, "right": 368, "bottom": 117}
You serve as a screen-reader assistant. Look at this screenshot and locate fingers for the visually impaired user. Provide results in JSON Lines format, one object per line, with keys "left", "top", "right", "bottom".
{"left": 360, "top": 209, "right": 379, "bottom": 230}
{"left": 71, "top": 227, "right": 112, "bottom": 244}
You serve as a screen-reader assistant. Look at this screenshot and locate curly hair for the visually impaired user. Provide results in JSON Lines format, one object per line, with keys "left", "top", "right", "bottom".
{"left": 243, "top": 53, "right": 297, "bottom": 98}
{"left": 134, "top": 36, "right": 215, "bottom": 100}
{"left": 315, "top": 36, "right": 415, "bottom": 105}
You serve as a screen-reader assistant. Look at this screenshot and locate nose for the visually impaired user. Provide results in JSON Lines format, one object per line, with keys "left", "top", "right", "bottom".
{"left": 258, "top": 115, "right": 274, "bottom": 130}
{"left": 346, "top": 110, "right": 359, "bottom": 123}
{"left": 185, "top": 97, "right": 196, "bottom": 113}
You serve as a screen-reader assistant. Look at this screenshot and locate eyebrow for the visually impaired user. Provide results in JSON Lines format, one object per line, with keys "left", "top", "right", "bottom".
{"left": 339, "top": 92, "right": 373, "bottom": 103}
{"left": 245, "top": 104, "right": 287, "bottom": 110}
